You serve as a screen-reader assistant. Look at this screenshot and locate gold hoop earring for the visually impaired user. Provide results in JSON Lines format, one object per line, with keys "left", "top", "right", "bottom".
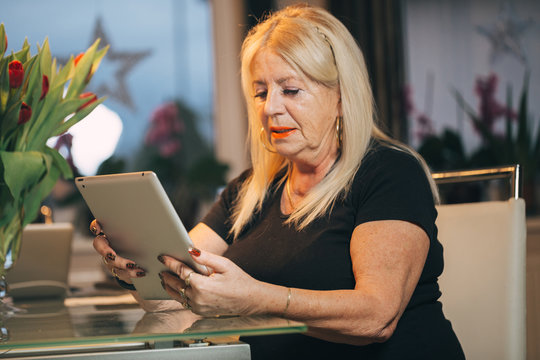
{"left": 335, "top": 116, "right": 343, "bottom": 151}
{"left": 260, "top": 127, "right": 277, "bottom": 153}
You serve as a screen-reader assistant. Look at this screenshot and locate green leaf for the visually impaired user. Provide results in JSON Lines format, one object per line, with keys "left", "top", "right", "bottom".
{"left": 50, "top": 97, "right": 89, "bottom": 120}
{"left": 0, "top": 187, "right": 19, "bottom": 228}
{"left": 54, "top": 96, "right": 105, "bottom": 136}
{"left": 0, "top": 99, "right": 21, "bottom": 146}
{"left": 49, "top": 58, "right": 57, "bottom": 84}
{"left": 0, "top": 56, "right": 9, "bottom": 113}
{"left": 22, "top": 53, "right": 41, "bottom": 106}
{"left": 66, "top": 39, "right": 100, "bottom": 99}
{"left": 28, "top": 95, "right": 100, "bottom": 149}
{"left": 13, "top": 41, "right": 30, "bottom": 63}
{"left": 0, "top": 150, "right": 46, "bottom": 201}
{"left": 21, "top": 154, "right": 60, "bottom": 226}
{"left": 24, "top": 80, "right": 65, "bottom": 149}
{"left": 85, "top": 44, "right": 109, "bottom": 82}
{"left": 44, "top": 146, "right": 73, "bottom": 179}
{"left": 39, "top": 38, "right": 52, "bottom": 79}
{"left": 51, "top": 58, "right": 72, "bottom": 90}
{"left": 0, "top": 24, "right": 6, "bottom": 58}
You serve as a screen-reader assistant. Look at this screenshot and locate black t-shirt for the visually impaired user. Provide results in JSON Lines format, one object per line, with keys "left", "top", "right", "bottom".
{"left": 202, "top": 143, "right": 465, "bottom": 360}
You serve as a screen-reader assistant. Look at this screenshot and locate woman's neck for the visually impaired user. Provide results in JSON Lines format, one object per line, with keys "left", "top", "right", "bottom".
{"left": 288, "top": 150, "right": 338, "bottom": 197}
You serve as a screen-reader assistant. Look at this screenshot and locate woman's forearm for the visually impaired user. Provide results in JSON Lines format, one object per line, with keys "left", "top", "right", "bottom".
{"left": 250, "top": 282, "right": 400, "bottom": 345}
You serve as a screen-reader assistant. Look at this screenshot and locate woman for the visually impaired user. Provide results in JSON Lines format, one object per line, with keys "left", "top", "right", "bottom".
{"left": 93, "top": 5, "right": 465, "bottom": 359}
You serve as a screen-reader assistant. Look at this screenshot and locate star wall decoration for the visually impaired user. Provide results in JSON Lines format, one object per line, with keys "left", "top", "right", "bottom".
{"left": 89, "top": 17, "right": 152, "bottom": 110}
{"left": 476, "top": 1, "right": 534, "bottom": 66}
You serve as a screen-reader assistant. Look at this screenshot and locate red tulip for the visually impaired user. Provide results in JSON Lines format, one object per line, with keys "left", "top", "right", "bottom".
{"left": 40, "top": 75, "right": 49, "bottom": 100}
{"left": 8, "top": 60, "right": 24, "bottom": 88}
{"left": 74, "top": 53, "right": 84, "bottom": 66}
{"left": 18, "top": 102, "right": 32, "bottom": 125}
{"left": 77, "top": 92, "right": 97, "bottom": 111}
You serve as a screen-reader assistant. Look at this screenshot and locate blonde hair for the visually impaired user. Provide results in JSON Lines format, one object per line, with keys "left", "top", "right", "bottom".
{"left": 230, "top": 4, "right": 438, "bottom": 239}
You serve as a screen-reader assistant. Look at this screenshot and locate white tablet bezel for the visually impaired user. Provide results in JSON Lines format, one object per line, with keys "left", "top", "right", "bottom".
{"left": 75, "top": 171, "right": 208, "bottom": 300}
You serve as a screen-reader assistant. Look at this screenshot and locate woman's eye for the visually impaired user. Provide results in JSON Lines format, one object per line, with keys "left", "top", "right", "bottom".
{"left": 283, "top": 89, "right": 299, "bottom": 96}
{"left": 254, "top": 91, "right": 267, "bottom": 99}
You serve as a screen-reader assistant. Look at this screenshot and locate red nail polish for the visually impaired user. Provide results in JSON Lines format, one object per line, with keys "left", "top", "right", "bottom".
{"left": 126, "top": 263, "right": 136, "bottom": 269}
{"left": 136, "top": 271, "right": 146, "bottom": 277}
{"left": 106, "top": 253, "right": 116, "bottom": 261}
{"left": 157, "top": 255, "right": 165, "bottom": 264}
{"left": 188, "top": 247, "right": 201, "bottom": 257}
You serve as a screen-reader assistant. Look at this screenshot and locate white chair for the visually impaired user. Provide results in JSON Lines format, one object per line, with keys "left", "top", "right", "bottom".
{"left": 433, "top": 165, "right": 527, "bottom": 360}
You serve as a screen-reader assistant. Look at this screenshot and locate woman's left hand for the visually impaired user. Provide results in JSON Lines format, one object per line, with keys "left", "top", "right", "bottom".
{"left": 158, "top": 249, "right": 263, "bottom": 317}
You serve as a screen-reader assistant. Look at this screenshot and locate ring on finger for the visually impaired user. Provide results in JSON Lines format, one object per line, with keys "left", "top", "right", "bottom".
{"left": 90, "top": 222, "right": 98, "bottom": 235}
{"left": 182, "top": 301, "right": 192, "bottom": 310}
{"left": 185, "top": 271, "right": 194, "bottom": 287}
{"left": 111, "top": 267, "right": 119, "bottom": 279}
{"left": 102, "top": 256, "right": 109, "bottom": 265}
{"left": 179, "top": 287, "right": 187, "bottom": 300}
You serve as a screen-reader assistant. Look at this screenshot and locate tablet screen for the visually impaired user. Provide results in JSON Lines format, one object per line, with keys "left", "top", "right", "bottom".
{"left": 76, "top": 171, "right": 208, "bottom": 299}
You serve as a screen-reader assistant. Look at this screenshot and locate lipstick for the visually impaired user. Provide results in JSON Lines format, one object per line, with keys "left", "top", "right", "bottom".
{"left": 270, "top": 126, "right": 296, "bottom": 139}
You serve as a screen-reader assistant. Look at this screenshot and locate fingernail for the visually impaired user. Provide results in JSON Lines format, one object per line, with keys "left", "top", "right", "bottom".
{"left": 160, "top": 279, "right": 166, "bottom": 290}
{"left": 106, "top": 253, "right": 116, "bottom": 261}
{"left": 158, "top": 272, "right": 164, "bottom": 279}
{"left": 126, "top": 263, "right": 136, "bottom": 269}
{"left": 188, "top": 247, "right": 201, "bottom": 257}
{"left": 136, "top": 271, "right": 146, "bottom": 277}
{"left": 157, "top": 255, "right": 165, "bottom": 264}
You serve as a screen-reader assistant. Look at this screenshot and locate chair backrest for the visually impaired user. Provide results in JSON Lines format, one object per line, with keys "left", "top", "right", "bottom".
{"left": 433, "top": 165, "right": 527, "bottom": 360}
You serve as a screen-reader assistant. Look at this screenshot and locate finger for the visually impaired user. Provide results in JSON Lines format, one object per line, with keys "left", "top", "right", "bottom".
{"left": 158, "top": 255, "right": 195, "bottom": 279}
{"left": 109, "top": 266, "right": 140, "bottom": 283}
{"left": 160, "top": 271, "right": 184, "bottom": 289}
{"left": 110, "top": 256, "right": 146, "bottom": 278}
{"left": 188, "top": 248, "right": 232, "bottom": 274}
{"left": 94, "top": 235, "right": 145, "bottom": 278}
{"left": 93, "top": 234, "right": 116, "bottom": 261}
{"left": 160, "top": 272, "right": 191, "bottom": 306}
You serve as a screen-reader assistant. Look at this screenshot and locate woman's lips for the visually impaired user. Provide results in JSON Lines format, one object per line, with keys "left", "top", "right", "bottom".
{"left": 270, "top": 126, "right": 296, "bottom": 139}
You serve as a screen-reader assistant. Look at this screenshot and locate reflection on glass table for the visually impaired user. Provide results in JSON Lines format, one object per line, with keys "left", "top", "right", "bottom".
{"left": 0, "top": 295, "right": 306, "bottom": 354}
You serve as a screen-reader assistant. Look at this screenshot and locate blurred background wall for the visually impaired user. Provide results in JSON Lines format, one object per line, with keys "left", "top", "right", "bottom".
{"left": 2, "top": 0, "right": 539, "bottom": 209}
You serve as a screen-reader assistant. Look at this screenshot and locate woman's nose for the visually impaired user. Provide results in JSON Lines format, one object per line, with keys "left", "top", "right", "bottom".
{"left": 263, "top": 89, "right": 284, "bottom": 117}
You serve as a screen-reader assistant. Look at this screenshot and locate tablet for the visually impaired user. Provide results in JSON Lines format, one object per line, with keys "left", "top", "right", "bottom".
{"left": 75, "top": 171, "right": 209, "bottom": 300}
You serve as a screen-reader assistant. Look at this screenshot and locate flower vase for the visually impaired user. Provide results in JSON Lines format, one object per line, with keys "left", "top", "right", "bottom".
{"left": 0, "top": 207, "right": 24, "bottom": 319}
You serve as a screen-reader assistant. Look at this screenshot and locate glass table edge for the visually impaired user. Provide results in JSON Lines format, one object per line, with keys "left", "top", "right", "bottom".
{"left": 0, "top": 323, "right": 308, "bottom": 350}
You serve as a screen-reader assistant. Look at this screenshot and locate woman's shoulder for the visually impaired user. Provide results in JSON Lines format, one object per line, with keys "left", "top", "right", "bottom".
{"left": 216, "top": 168, "right": 253, "bottom": 205}
{"left": 358, "top": 140, "right": 424, "bottom": 178}
{"left": 350, "top": 140, "right": 435, "bottom": 204}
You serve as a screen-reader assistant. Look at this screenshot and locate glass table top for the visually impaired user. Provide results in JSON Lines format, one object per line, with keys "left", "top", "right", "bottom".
{"left": 0, "top": 294, "right": 307, "bottom": 351}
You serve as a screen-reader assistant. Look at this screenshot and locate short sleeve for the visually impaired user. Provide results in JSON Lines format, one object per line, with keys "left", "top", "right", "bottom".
{"left": 353, "top": 146, "right": 437, "bottom": 241}
{"left": 201, "top": 169, "right": 252, "bottom": 245}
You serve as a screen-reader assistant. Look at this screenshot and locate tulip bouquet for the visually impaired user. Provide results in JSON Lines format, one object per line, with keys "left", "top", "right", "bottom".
{"left": 0, "top": 23, "right": 108, "bottom": 287}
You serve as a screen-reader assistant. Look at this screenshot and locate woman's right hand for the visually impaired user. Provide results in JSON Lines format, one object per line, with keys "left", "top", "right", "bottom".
{"left": 90, "top": 219, "right": 146, "bottom": 285}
